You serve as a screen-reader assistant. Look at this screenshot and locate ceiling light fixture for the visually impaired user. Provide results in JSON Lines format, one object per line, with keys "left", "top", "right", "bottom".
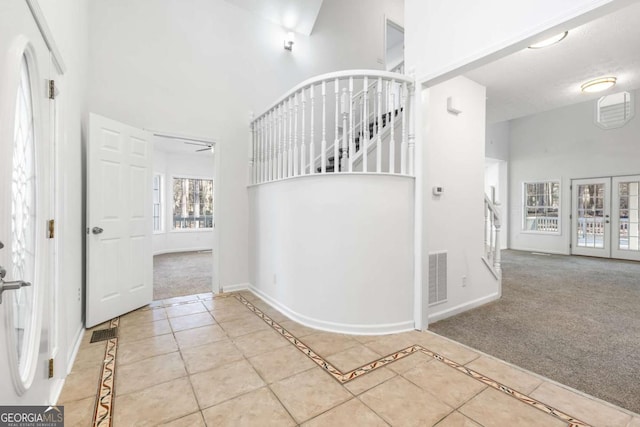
{"left": 580, "top": 77, "right": 617, "bottom": 93}
{"left": 528, "top": 31, "right": 568, "bottom": 49}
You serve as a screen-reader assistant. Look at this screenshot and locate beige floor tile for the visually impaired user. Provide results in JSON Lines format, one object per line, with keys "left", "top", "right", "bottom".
{"left": 210, "top": 307, "right": 256, "bottom": 323}
{"left": 279, "top": 320, "right": 319, "bottom": 338}
{"left": 627, "top": 417, "right": 640, "bottom": 427}
{"left": 414, "top": 332, "right": 480, "bottom": 365}
{"left": 58, "top": 365, "right": 102, "bottom": 403}
{"left": 118, "top": 318, "right": 172, "bottom": 343}
{"left": 255, "top": 306, "right": 289, "bottom": 323}
{"left": 163, "top": 295, "right": 200, "bottom": 305}
{"left": 218, "top": 315, "right": 271, "bottom": 337}
{"left": 146, "top": 300, "right": 165, "bottom": 309}
{"left": 114, "top": 377, "right": 199, "bottom": 426}
{"left": 302, "top": 332, "right": 360, "bottom": 356}
{"left": 159, "top": 411, "right": 206, "bottom": 426}
{"left": 190, "top": 359, "right": 265, "bottom": 409}
{"left": 237, "top": 291, "right": 259, "bottom": 301}
{"left": 435, "top": 411, "right": 482, "bottom": 427}
{"left": 196, "top": 292, "right": 214, "bottom": 300}
{"left": 118, "top": 334, "right": 178, "bottom": 366}
{"left": 359, "top": 376, "right": 453, "bottom": 426}
{"left": 325, "top": 345, "right": 381, "bottom": 372}
{"left": 343, "top": 367, "right": 396, "bottom": 395}
{"left": 386, "top": 350, "right": 433, "bottom": 374}
{"left": 248, "top": 345, "right": 316, "bottom": 384}
{"left": 352, "top": 334, "right": 381, "bottom": 344}
{"left": 202, "top": 296, "right": 242, "bottom": 310}
{"left": 302, "top": 398, "right": 387, "bottom": 427}
{"left": 119, "top": 307, "right": 167, "bottom": 326}
{"left": 530, "top": 382, "right": 632, "bottom": 427}
{"left": 270, "top": 368, "right": 352, "bottom": 423}
{"left": 59, "top": 396, "right": 94, "bottom": 427}
{"left": 116, "top": 352, "right": 186, "bottom": 395}
{"left": 460, "top": 388, "right": 565, "bottom": 427}
{"left": 70, "top": 341, "right": 106, "bottom": 372}
{"left": 232, "top": 329, "right": 289, "bottom": 357}
{"left": 174, "top": 324, "right": 228, "bottom": 349}
{"left": 466, "top": 355, "right": 543, "bottom": 395}
{"left": 165, "top": 301, "right": 208, "bottom": 318}
{"left": 363, "top": 332, "right": 419, "bottom": 356}
{"left": 181, "top": 339, "right": 243, "bottom": 374}
{"left": 403, "top": 359, "right": 486, "bottom": 408}
{"left": 169, "top": 312, "right": 215, "bottom": 332}
{"left": 201, "top": 387, "right": 296, "bottom": 426}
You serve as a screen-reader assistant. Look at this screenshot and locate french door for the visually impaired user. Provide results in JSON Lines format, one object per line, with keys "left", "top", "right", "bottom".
{"left": 572, "top": 175, "right": 640, "bottom": 261}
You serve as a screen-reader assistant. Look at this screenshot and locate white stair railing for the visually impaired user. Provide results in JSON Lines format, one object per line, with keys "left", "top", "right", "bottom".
{"left": 249, "top": 70, "right": 415, "bottom": 184}
{"left": 484, "top": 195, "right": 502, "bottom": 278}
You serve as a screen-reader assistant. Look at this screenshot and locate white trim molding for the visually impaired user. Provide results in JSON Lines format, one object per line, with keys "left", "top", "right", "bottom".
{"left": 221, "top": 282, "right": 250, "bottom": 293}
{"left": 25, "top": 0, "right": 66, "bottom": 74}
{"left": 428, "top": 292, "right": 500, "bottom": 323}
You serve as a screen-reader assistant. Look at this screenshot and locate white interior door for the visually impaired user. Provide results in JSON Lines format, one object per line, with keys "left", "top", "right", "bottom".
{"left": 611, "top": 175, "right": 640, "bottom": 261}
{"left": 87, "top": 113, "right": 153, "bottom": 327}
{"left": 572, "top": 178, "right": 611, "bottom": 258}
{"left": 0, "top": 0, "right": 53, "bottom": 403}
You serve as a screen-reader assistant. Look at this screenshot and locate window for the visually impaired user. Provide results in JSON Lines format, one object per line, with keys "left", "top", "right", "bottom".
{"left": 173, "top": 177, "right": 214, "bottom": 229}
{"left": 523, "top": 181, "right": 560, "bottom": 233}
{"left": 152, "top": 174, "right": 162, "bottom": 231}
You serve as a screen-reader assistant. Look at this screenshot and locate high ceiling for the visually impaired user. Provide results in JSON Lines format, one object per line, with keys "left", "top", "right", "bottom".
{"left": 465, "top": 2, "right": 640, "bottom": 124}
{"left": 222, "top": 0, "right": 324, "bottom": 35}
{"left": 154, "top": 134, "right": 215, "bottom": 155}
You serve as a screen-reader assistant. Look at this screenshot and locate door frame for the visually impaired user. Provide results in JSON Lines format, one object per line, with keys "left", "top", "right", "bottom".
{"left": 611, "top": 175, "right": 640, "bottom": 261}
{"left": 571, "top": 177, "right": 611, "bottom": 258}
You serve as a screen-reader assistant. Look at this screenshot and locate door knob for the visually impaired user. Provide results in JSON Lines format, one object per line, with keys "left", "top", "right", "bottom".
{"left": 92, "top": 227, "right": 104, "bottom": 235}
{"left": 0, "top": 266, "right": 31, "bottom": 304}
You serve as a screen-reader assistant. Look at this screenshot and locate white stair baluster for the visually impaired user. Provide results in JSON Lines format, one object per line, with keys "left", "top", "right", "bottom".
{"left": 407, "top": 81, "right": 415, "bottom": 176}
{"left": 278, "top": 105, "right": 283, "bottom": 179}
{"left": 283, "top": 101, "right": 288, "bottom": 178}
{"left": 321, "top": 80, "right": 327, "bottom": 173}
{"left": 341, "top": 87, "right": 348, "bottom": 172}
{"left": 348, "top": 77, "right": 354, "bottom": 172}
{"left": 249, "top": 119, "right": 255, "bottom": 184}
{"left": 288, "top": 97, "right": 293, "bottom": 177}
{"left": 376, "top": 77, "right": 382, "bottom": 173}
{"left": 334, "top": 78, "right": 339, "bottom": 173}
{"left": 389, "top": 80, "right": 396, "bottom": 174}
{"left": 270, "top": 110, "right": 275, "bottom": 182}
{"left": 301, "top": 88, "right": 306, "bottom": 175}
{"left": 401, "top": 82, "right": 407, "bottom": 175}
{"left": 294, "top": 93, "right": 299, "bottom": 176}
{"left": 310, "top": 84, "right": 315, "bottom": 174}
{"left": 362, "top": 76, "right": 368, "bottom": 172}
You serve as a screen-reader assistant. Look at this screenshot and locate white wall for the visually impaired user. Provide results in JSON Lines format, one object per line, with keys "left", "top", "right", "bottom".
{"left": 88, "top": 0, "right": 403, "bottom": 289}
{"left": 249, "top": 174, "right": 415, "bottom": 334}
{"left": 422, "top": 76, "right": 500, "bottom": 322}
{"left": 486, "top": 121, "right": 510, "bottom": 161}
{"left": 153, "top": 150, "right": 215, "bottom": 255}
{"left": 509, "top": 90, "right": 640, "bottom": 254}
{"left": 405, "top": 0, "right": 627, "bottom": 83}
{"left": 36, "top": 0, "right": 88, "bottom": 400}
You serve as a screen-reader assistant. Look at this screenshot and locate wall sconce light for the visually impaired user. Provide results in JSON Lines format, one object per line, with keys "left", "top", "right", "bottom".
{"left": 284, "top": 32, "right": 295, "bottom": 51}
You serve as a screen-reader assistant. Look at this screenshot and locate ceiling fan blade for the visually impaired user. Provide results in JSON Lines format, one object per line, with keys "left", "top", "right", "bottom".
{"left": 184, "top": 141, "right": 210, "bottom": 147}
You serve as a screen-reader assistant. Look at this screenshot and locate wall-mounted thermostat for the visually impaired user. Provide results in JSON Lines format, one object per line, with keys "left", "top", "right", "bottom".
{"left": 432, "top": 186, "right": 444, "bottom": 196}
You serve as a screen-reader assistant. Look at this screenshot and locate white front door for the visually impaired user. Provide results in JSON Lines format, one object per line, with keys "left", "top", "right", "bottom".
{"left": 86, "top": 114, "right": 153, "bottom": 327}
{"left": 0, "top": 0, "right": 54, "bottom": 403}
{"left": 572, "top": 175, "right": 640, "bottom": 261}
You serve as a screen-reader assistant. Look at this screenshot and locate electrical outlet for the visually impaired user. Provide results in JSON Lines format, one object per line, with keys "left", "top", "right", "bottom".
{"left": 462, "top": 276, "right": 467, "bottom": 287}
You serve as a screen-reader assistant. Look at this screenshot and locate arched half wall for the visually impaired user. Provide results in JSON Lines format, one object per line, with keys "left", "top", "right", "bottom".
{"left": 248, "top": 174, "right": 415, "bottom": 335}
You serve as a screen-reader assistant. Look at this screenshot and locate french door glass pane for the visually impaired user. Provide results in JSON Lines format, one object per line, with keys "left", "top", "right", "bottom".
{"left": 618, "top": 181, "right": 639, "bottom": 251}
{"left": 577, "top": 184, "right": 605, "bottom": 248}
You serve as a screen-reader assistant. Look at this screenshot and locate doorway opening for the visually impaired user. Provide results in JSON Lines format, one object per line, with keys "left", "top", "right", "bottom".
{"left": 385, "top": 18, "right": 404, "bottom": 73}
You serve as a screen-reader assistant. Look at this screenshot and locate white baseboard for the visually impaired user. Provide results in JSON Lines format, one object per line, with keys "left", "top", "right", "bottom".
{"left": 249, "top": 286, "right": 414, "bottom": 336}
{"left": 509, "top": 246, "right": 569, "bottom": 256}
{"left": 53, "top": 323, "right": 84, "bottom": 404}
{"left": 222, "top": 282, "right": 250, "bottom": 293}
{"left": 153, "top": 247, "right": 213, "bottom": 256}
{"left": 428, "top": 292, "right": 500, "bottom": 323}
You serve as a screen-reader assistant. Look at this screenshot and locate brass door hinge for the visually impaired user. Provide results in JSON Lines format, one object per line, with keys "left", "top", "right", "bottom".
{"left": 48, "top": 358, "right": 54, "bottom": 378}
{"left": 48, "top": 80, "right": 56, "bottom": 100}
{"left": 48, "top": 219, "right": 55, "bottom": 239}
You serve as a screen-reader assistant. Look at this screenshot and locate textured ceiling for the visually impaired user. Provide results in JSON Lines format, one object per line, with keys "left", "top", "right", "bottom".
{"left": 465, "top": 2, "right": 640, "bottom": 124}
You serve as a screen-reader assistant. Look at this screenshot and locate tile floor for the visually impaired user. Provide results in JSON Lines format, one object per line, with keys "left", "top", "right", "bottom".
{"left": 58, "top": 291, "right": 640, "bottom": 426}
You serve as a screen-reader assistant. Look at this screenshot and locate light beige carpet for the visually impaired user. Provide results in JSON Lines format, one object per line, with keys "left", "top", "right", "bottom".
{"left": 153, "top": 251, "right": 213, "bottom": 300}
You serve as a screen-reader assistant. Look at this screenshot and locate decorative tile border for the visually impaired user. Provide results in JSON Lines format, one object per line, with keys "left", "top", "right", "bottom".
{"left": 234, "top": 293, "right": 592, "bottom": 427}
{"left": 92, "top": 317, "right": 119, "bottom": 427}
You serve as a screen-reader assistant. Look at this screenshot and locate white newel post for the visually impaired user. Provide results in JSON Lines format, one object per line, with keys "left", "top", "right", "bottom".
{"left": 494, "top": 210, "right": 502, "bottom": 275}
{"left": 362, "top": 76, "right": 368, "bottom": 172}
{"left": 389, "top": 80, "right": 396, "bottom": 174}
{"left": 400, "top": 82, "right": 407, "bottom": 175}
{"left": 334, "top": 78, "right": 340, "bottom": 173}
{"left": 321, "top": 80, "right": 327, "bottom": 173}
{"left": 407, "top": 80, "right": 416, "bottom": 177}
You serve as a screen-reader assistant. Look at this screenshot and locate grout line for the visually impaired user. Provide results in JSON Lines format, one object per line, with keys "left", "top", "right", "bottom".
{"left": 234, "top": 293, "right": 593, "bottom": 427}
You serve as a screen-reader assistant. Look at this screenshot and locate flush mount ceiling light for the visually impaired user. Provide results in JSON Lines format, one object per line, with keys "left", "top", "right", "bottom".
{"left": 284, "top": 31, "right": 295, "bottom": 51}
{"left": 528, "top": 31, "right": 568, "bottom": 49}
{"left": 581, "top": 77, "right": 617, "bottom": 93}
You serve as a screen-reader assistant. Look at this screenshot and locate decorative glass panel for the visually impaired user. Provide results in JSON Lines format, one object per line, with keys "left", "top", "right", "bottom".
{"left": 11, "top": 55, "right": 36, "bottom": 377}
{"left": 618, "top": 181, "right": 640, "bottom": 251}
{"left": 152, "top": 174, "right": 162, "bottom": 231}
{"left": 576, "top": 184, "right": 605, "bottom": 248}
